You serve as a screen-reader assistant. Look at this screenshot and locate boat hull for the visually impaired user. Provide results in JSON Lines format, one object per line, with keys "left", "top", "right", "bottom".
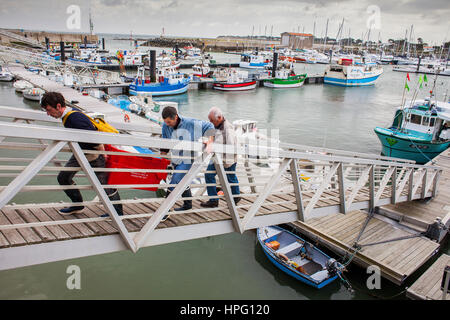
{"left": 213, "top": 81, "right": 257, "bottom": 91}
{"left": 239, "top": 62, "right": 268, "bottom": 69}
{"left": 23, "top": 94, "right": 42, "bottom": 101}
{"left": 324, "top": 74, "right": 381, "bottom": 86}
{"left": 257, "top": 226, "right": 339, "bottom": 289}
{"left": 374, "top": 127, "right": 450, "bottom": 164}
{"left": 0, "top": 74, "right": 14, "bottom": 82}
{"left": 264, "top": 76, "right": 306, "bottom": 88}
{"left": 129, "top": 81, "right": 189, "bottom": 96}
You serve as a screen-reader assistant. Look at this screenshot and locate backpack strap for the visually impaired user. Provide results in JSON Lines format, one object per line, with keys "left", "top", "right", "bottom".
{"left": 62, "top": 110, "right": 78, "bottom": 125}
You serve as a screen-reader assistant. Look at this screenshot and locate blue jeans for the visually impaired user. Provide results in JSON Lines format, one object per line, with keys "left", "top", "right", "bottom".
{"left": 205, "top": 162, "right": 239, "bottom": 201}
{"left": 168, "top": 162, "right": 192, "bottom": 192}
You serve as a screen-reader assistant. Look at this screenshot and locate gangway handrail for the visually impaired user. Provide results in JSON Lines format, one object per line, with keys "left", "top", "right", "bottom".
{"left": 0, "top": 106, "right": 422, "bottom": 165}
{"left": 0, "top": 120, "right": 440, "bottom": 169}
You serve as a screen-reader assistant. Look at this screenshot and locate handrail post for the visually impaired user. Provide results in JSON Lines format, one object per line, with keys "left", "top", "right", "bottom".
{"left": 421, "top": 168, "right": 428, "bottom": 199}
{"left": 337, "top": 162, "right": 347, "bottom": 214}
{"left": 369, "top": 165, "right": 375, "bottom": 211}
{"left": 69, "top": 142, "right": 137, "bottom": 253}
{"left": 391, "top": 166, "right": 397, "bottom": 204}
{"left": 214, "top": 153, "right": 243, "bottom": 233}
{"left": 290, "top": 159, "right": 305, "bottom": 221}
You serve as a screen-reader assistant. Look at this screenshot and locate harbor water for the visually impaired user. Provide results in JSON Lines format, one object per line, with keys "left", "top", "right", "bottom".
{"left": 0, "top": 35, "right": 449, "bottom": 300}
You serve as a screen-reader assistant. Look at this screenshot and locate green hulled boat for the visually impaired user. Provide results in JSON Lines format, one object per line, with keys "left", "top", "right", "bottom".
{"left": 264, "top": 69, "right": 307, "bottom": 88}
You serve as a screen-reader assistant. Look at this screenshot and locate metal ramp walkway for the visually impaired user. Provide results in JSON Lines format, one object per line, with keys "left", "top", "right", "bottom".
{"left": 0, "top": 29, "right": 45, "bottom": 49}
{"left": 0, "top": 106, "right": 442, "bottom": 271}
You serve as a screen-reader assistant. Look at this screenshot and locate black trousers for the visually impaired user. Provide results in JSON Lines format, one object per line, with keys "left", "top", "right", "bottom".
{"left": 57, "top": 154, "right": 123, "bottom": 214}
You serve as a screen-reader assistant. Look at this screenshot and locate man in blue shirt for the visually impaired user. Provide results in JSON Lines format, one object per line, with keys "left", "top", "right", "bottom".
{"left": 161, "top": 106, "right": 214, "bottom": 217}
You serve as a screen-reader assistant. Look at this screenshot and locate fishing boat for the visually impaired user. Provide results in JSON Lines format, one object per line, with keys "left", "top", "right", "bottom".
{"left": 23, "top": 88, "right": 45, "bottom": 101}
{"left": 129, "top": 66, "right": 190, "bottom": 96}
{"left": 257, "top": 226, "right": 345, "bottom": 289}
{"left": 0, "top": 65, "right": 14, "bottom": 82}
{"left": 264, "top": 62, "right": 307, "bottom": 88}
{"left": 324, "top": 57, "right": 383, "bottom": 86}
{"left": 213, "top": 69, "right": 256, "bottom": 91}
{"left": 374, "top": 97, "right": 450, "bottom": 164}
{"left": 239, "top": 53, "right": 270, "bottom": 69}
{"left": 13, "top": 80, "right": 33, "bottom": 93}
{"left": 192, "top": 62, "right": 212, "bottom": 78}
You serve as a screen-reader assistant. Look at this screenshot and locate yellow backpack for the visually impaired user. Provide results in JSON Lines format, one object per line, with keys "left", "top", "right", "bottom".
{"left": 62, "top": 110, "right": 119, "bottom": 134}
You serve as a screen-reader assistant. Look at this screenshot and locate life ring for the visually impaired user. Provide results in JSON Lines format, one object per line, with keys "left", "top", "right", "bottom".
{"left": 92, "top": 70, "right": 99, "bottom": 77}
{"left": 124, "top": 113, "right": 130, "bottom": 122}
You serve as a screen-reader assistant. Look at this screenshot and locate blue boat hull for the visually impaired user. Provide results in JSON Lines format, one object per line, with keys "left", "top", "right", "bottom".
{"left": 129, "top": 82, "right": 189, "bottom": 96}
{"left": 374, "top": 127, "right": 450, "bottom": 164}
{"left": 261, "top": 249, "right": 338, "bottom": 289}
{"left": 257, "top": 226, "right": 339, "bottom": 289}
{"left": 324, "top": 74, "right": 381, "bottom": 86}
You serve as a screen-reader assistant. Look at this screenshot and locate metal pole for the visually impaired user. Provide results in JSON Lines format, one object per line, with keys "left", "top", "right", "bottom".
{"left": 150, "top": 50, "right": 156, "bottom": 82}
{"left": 59, "top": 41, "right": 65, "bottom": 62}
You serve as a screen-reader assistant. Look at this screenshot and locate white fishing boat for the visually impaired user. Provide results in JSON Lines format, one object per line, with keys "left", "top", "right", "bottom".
{"left": 213, "top": 69, "right": 256, "bottom": 91}
{"left": 192, "top": 62, "right": 212, "bottom": 78}
{"left": 324, "top": 57, "right": 383, "bottom": 86}
{"left": 239, "top": 53, "right": 270, "bottom": 69}
{"left": 0, "top": 65, "right": 14, "bottom": 82}
{"left": 13, "top": 80, "right": 33, "bottom": 93}
{"left": 23, "top": 88, "right": 45, "bottom": 101}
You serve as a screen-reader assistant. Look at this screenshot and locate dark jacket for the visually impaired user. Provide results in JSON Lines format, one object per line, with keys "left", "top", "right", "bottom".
{"left": 62, "top": 108, "right": 99, "bottom": 151}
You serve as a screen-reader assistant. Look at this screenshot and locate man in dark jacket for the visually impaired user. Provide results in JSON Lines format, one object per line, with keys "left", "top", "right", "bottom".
{"left": 41, "top": 91, "right": 123, "bottom": 217}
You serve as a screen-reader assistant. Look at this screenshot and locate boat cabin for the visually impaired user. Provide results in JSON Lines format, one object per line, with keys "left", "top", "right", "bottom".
{"left": 392, "top": 99, "right": 450, "bottom": 141}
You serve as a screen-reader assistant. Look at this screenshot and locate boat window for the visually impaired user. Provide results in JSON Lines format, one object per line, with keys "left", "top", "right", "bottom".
{"left": 422, "top": 117, "right": 429, "bottom": 126}
{"left": 410, "top": 114, "right": 422, "bottom": 125}
{"left": 429, "top": 118, "right": 435, "bottom": 127}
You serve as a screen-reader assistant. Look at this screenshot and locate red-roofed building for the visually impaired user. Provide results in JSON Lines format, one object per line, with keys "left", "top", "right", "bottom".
{"left": 281, "top": 32, "right": 314, "bottom": 49}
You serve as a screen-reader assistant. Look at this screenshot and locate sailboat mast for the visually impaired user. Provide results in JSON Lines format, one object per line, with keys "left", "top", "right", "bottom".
{"left": 323, "top": 18, "right": 329, "bottom": 52}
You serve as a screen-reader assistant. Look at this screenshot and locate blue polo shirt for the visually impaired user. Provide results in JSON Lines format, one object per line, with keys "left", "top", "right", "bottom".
{"left": 162, "top": 116, "right": 214, "bottom": 164}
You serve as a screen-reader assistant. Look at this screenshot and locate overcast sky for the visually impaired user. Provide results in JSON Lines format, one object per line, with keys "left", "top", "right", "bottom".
{"left": 1, "top": 0, "right": 449, "bottom": 44}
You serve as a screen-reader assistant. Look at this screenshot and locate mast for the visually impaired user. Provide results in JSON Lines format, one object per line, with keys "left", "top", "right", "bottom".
{"left": 89, "top": 8, "right": 94, "bottom": 36}
{"left": 323, "top": 18, "right": 329, "bottom": 52}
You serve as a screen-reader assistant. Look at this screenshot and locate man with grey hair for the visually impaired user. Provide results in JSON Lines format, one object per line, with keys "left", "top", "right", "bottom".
{"left": 201, "top": 107, "right": 241, "bottom": 208}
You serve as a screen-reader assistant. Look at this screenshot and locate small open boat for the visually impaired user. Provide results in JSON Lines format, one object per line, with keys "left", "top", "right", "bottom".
{"left": 23, "top": 88, "right": 45, "bottom": 101}
{"left": 13, "top": 80, "right": 33, "bottom": 93}
{"left": 0, "top": 65, "right": 14, "bottom": 82}
{"left": 257, "top": 225, "right": 344, "bottom": 289}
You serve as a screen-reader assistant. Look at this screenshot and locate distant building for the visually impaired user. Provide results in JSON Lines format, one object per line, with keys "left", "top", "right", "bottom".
{"left": 280, "top": 32, "right": 314, "bottom": 49}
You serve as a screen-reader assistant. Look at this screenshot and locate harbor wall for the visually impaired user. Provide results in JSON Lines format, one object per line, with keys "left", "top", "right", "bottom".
{"left": 0, "top": 28, "right": 98, "bottom": 45}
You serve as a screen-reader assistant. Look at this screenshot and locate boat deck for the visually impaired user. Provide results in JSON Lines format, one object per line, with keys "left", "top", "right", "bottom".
{"left": 406, "top": 254, "right": 450, "bottom": 300}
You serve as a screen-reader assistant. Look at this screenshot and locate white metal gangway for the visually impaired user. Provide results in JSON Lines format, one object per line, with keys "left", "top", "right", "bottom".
{"left": 0, "top": 45, "right": 122, "bottom": 85}
{"left": 0, "top": 106, "right": 442, "bottom": 270}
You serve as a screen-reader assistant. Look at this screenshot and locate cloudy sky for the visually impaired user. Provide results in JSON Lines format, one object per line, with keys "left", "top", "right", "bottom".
{"left": 0, "top": 0, "right": 449, "bottom": 44}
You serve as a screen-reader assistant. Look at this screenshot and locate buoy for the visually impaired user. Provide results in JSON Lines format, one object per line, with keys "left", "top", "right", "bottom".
{"left": 124, "top": 113, "right": 130, "bottom": 122}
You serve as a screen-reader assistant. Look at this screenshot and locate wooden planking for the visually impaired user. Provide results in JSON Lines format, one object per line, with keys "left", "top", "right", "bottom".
{"left": 1, "top": 208, "right": 42, "bottom": 244}
{"left": 0, "top": 210, "right": 27, "bottom": 246}
{"left": 407, "top": 254, "right": 450, "bottom": 300}
{"left": 44, "top": 207, "right": 94, "bottom": 238}
{"left": 291, "top": 209, "right": 440, "bottom": 284}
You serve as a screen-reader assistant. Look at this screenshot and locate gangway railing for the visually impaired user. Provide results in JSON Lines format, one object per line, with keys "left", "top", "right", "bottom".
{"left": 0, "top": 45, "right": 122, "bottom": 85}
{"left": 0, "top": 110, "right": 442, "bottom": 253}
{"left": 0, "top": 29, "right": 45, "bottom": 49}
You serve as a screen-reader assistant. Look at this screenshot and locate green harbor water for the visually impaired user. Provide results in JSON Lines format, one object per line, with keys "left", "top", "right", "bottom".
{"left": 0, "top": 36, "right": 449, "bottom": 300}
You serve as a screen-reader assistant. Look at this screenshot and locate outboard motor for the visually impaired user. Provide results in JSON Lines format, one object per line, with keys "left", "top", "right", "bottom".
{"left": 325, "top": 258, "right": 340, "bottom": 276}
